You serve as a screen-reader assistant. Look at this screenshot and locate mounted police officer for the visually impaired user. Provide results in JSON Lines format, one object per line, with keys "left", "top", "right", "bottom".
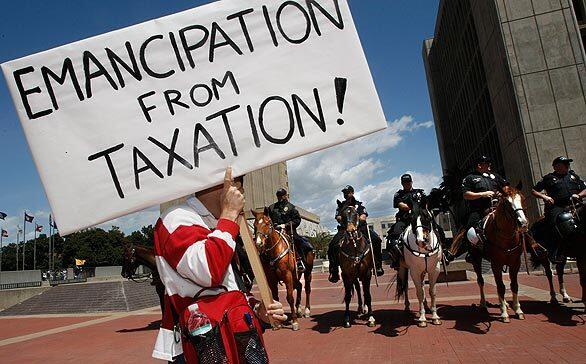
{"left": 387, "top": 174, "right": 426, "bottom": 268}
{"left": 267, "top": 188, "right": 314, "bottom": 272}
{"left": 327, "top": 185, "right": 384, "bottom": 283}
{"left": 531, "top": 156, "right": 586, "bottom": 261}
{"left": 446, "top": 155, "right": 509, "bottom": 262}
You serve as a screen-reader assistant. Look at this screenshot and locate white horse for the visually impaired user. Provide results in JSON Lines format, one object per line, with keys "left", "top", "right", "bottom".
{"left": 396, "top": 206, "right": 443, "bottom": 327}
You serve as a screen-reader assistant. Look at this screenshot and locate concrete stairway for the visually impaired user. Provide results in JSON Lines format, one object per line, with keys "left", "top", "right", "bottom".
{"left": 0, "top": 280, "right": 160, "bottom": 316}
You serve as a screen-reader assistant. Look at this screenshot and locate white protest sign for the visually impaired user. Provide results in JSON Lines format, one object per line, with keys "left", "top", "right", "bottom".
{"left": 2, "top": 0, "right": 386, "bottom": 235}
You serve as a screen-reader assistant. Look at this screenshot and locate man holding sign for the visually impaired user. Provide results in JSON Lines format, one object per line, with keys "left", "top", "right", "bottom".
{"left": 153, "top": 167, "right": 286, "bottom": 362}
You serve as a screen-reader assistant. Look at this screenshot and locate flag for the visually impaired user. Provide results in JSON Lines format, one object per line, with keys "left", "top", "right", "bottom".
{"left": 75, "top": 259, "right": 86, "bottom": 266}
{"left": 24, "top": 212, "right": 34, "bottom": 223}
{"left": 0, "top": 212, "right": 6, "bottom": 220}
{"left": 50, "top": 215, "right": 57, "bottom": 229}
{"left": 1, "top": 229, "right": 7, "bottom": 238}
{"left": 35, "top": 224, "right": 43, "bottom": 232}
{"left": 17, "top": 225, "right": 22, "bottom": 234}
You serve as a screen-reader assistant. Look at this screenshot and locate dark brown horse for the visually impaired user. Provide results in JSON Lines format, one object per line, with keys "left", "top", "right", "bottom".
{"left": 530, "top": 200, "right": 586, "bottom": 307}
{"left": 121, "top": 244, "right": 165, "bottom": 313}
{"left": 337, "top": 203, "right": 375, "bottom": 328}
{"left": 450, "top": 185, "right": 529, "bottom": 322}
{"left": 252, "top": 209, "right": 314, "bottom": 331}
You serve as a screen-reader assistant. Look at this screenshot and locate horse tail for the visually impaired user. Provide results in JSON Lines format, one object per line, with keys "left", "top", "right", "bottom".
{"left": 395, "top": 268, "right": 408, "bottom": 301}
{"left": 449, "top": 229, "right": 467, "bottom": 257}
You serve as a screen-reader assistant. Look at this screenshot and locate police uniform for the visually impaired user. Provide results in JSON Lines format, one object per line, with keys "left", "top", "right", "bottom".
{"left": 533, "top": 170, "right": 586, "bottom": 227}
{"left": 267, "top": 195, "right": 314, "bottom": 255}
{"left": 462, "top": 170, "right": 508, "bottom": 227}
{"left": 328, "top": 185, "right": 383, "bottom": 281}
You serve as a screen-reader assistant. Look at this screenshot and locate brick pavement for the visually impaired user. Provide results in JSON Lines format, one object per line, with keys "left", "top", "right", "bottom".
{"left": 0, "top": 272, "right": 584, "bottom": 363}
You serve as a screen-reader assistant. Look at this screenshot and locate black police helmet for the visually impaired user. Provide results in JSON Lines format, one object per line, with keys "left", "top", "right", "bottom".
{"left": 276, "top": 188, "right": 287, "bottom": 198}
{"left": 401, "top": 174, "right": 412, "bottom": 183}
{"left": 552, "top": 156, "right": 573, "bottom": 166}
{"left": 475, "top": 155, "right": 492, "bottom": 165}
{"left": 342, "top": 185, "right": 354, "bottom": 194}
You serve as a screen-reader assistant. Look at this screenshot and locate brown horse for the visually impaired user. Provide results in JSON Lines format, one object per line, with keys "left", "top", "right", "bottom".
{"left": 252, "top": 209, "right": 314, "bottom": 331}
{"left": 450, "top": 184, "right": 529, "bottom": 322}
{"left": 121, "top": 244, "right": 165, "bottom": 313}
{"left": 337, "top": 203, "right": 375, "bottom": 328}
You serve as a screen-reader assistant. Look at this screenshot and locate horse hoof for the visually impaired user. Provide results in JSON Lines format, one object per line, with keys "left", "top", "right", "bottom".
{"left": 432, "top": 319, "right": 442, "bottom": 326}
{"left": 563, "top": 297, "right": 572, "bottom": 303}
{"left": 367, "top": 317, "right": 376, "bottom": 327}
{"left": 304, "top": 309, "right": 311, "bottom": 318}
{"left": 344, "top": 321, "right": 351, "bottom": 328}
{"left": 418, "top": 321, "right": 427, "bottom": 328}
{"left": 272, "top": 324, "right": 282, "bottom": 331}
{"left": 501, "top": 316, "right": 510, "bottom": 323}
{"left": 292, "top": 322, "right": 300, "bottom": 331}
{"left": 517, "top": 313, "right": 525, "bottom": 320}
{"left": 550, "top": 297, "right": 559, "bottom": 304}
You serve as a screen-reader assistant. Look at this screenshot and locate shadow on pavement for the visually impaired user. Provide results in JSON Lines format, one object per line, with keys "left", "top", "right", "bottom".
{"left": 309, "top": 310, "right": 379, "bottom": 334}
{"left": 116, "top": 319, "right": 161, "bottom": 333}
{"left": 437, "top": 303, "right": 496, "bottom": 335}
{"left": 519, "top": 300, "right": 585, "bottom": 327}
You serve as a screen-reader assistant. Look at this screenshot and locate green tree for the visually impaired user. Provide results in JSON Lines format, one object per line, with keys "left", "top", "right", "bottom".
{"left": 308, "top": 232, "right": 332, "bottom": 259}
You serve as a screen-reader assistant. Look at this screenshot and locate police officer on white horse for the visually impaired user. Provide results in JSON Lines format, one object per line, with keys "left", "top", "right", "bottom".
{"left": 387, "top": 174, "right": 426, "bottom": 269}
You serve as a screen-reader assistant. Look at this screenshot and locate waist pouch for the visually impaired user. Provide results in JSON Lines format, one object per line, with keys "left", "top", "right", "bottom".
{"left": 181, "top": 289, "right": 268, "bottom": 364}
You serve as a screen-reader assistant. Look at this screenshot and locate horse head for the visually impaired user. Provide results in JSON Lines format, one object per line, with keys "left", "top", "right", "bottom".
{"left": 499, "top": 182, "right": 528, "bottom": 231}
{"left": 252, "top": 208, "right": 274, "bottom": 252}
{"left": 411, "top": 195, "right": 435, "bottom": 249}
{"left": 121, "top": 243, "right": 138, "bottom": 279}
{"left": 341, "top": 205, "right": 359, "bottom": 233}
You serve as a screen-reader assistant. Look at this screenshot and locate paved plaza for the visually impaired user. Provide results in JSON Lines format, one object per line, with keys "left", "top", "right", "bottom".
{"left": 0, "top": 271, "right": 584, "bottom": 363}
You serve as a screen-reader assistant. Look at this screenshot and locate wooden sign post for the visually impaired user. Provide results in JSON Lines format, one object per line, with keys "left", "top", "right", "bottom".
{"left": 238, "top": 216, "right": 276, "bottom": 327}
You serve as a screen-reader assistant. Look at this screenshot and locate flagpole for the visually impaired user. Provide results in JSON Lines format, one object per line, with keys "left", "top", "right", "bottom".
{"left": 0, "top": 229, "right": 3, "bottom": 274}
{"left": 23, "top": 212, "right": 26, "bottom": 271}
{"left": 16, "top": 230, "right": 19, "bottom": 271}
{"left": 49, "top": 217, "right": 52, "bottom": 271}
{"left": 33, "top": 225, "right": 37, "bottom": 270}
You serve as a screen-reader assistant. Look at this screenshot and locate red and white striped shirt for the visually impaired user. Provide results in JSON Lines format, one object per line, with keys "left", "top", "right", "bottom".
{"left": 151, "top": 196, "right": 240, "bottom": 361}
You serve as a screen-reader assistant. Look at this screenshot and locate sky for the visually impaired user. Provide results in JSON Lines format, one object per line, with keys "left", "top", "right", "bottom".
{"left": 0, "top": 0, "right": 442, "bottom": 239}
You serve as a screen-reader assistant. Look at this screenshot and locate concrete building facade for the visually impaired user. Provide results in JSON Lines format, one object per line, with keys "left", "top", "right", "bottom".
{"left": 367, "top": 215, "right": 396, "bottom": 249}
{"left": 423, "top": 0, "right": 586, "bottom": 221}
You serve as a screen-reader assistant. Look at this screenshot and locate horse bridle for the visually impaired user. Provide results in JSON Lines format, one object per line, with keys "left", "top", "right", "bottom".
{"left": 125, "top": 245, "right": 151, "bottom": 283}
{"left": 255, "top": 220, "right": 292, "bottom": 267}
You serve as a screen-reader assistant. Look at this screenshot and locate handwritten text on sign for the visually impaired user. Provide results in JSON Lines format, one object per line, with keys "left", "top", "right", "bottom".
{"left": 2, "top": 0, "right": 386, "bottom": 235}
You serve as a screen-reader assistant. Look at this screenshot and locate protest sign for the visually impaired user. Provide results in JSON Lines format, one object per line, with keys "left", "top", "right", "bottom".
{"left": 2, "top": 0, "right": 386, "bottom": 235}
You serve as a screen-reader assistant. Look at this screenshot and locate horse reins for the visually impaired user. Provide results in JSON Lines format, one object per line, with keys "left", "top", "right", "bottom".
{"left": 257, "top": 224, "right": 293, "bottom": 267}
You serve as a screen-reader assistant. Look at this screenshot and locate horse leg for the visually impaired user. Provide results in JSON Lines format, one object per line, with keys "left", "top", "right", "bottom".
{"left": 409, "top": 267, "right": 427, "bottom": 328}
{"left": 285, "top": 272, "right": 300, "bottom": 331}
{"left": 556, "top": 261, "right": 572, "bottom": 303}
{"left": 295, "top": 275, "right": 303, "bottom": 318}
{"left": 304, "top": 270, "right": 312, "bottom": 318}
{"left": 491, "top": 262, "right": 509, "bottom": 323}
{"left": 472, "top": 257, "right": 487, "bottom": 308}
{"left": 343, "top": 277, "right": 353, "bottom": 328}
{"left": 354, "top": 279, "right": 364, "bottom": 316}
{"left": 363, "top": 272, "right": 375, "bottom": 327}
{"left": 428, "top": 259, "right": 442, "bottom": 325}
{"left": 543, "top": 260, "right": 558, "bottom": 304}
{"left": 577, "top": 255, "right": 586, "bottom": 308}
{"left": 509, "top": 261, "right": 524, "bottom": 320}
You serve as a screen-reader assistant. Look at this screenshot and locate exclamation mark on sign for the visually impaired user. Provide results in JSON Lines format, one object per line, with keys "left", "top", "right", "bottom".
{"left": 335, "top": 77, "right": 347, "bottom": 125}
